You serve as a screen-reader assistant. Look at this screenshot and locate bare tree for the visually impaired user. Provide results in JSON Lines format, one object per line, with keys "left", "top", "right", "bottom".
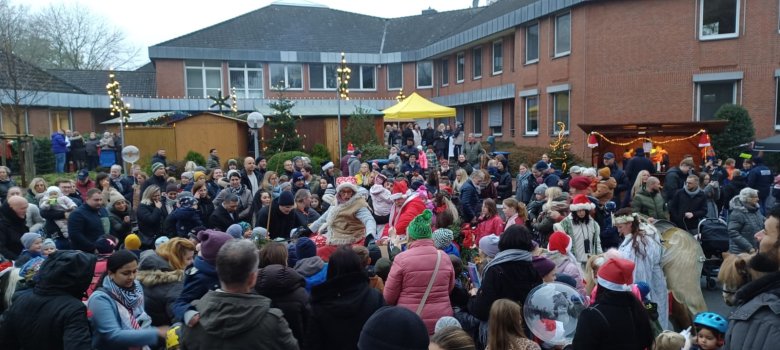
{"left": 33, "top": 2, "right": 140, "bottom": 70}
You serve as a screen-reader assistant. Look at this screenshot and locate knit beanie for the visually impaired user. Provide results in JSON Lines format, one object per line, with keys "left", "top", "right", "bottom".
{"left": 534, "top": 184, "right": 548, "bottom": 196}
{"left": 198, "top": 230, "right": 234, "bottom": 264}
{"left": 165, "top": 183, "right": 179, "bottom": 193}
{"left": 598, "top": 167, "right": 611, "bottom": 179}
{"left": 155, "top": 236, "right": 170, "bottom": 248}
{"left": 358, "top": 306, "right": 429, "bottom": 350}
{"left": 432, "top": 228, "right": 454, "bottom": 250}
{"left": 239, "top": 221, "right": 251, "bottom": 233}
{"left": 568, "top": 176, "right": 591, "bottom": 192}
{"left": 42, "top": 238, "right": 56, "bottom": 251}
{"left": 295, "top": 237, "right": 317, "bottom": 260}
{"left": 278, "top": 191, "right": 295, "bottom": 206}
{"left": 226, "top": 224, "right": 243, "bottom": 239}
{"left": 434, "top": 316, "right": 462, "bottom": 333}
{"left": 124, "top": 234, "right": 141, "bottom": 251}
{"left": 532, "top": 256, "right": 556, "bottom": 277}
{"left": 193, "top": 171, "right": 206, "bottom": 181}
{"left": 20, "top": 232, "right": 41, "bottom": 250}
{"left": 181, "top": 171, "right": 194, "bottom": 180}
{"left": 151, "top": 162, "right": 164, "bottom": 173}
{"left": 407, "top": 209, "right": 433, "bottom": 240}
{"left": 178, "top": 194, "right": 195, "bottom": 209}
{"left": 95, "top": 237, "right": 117, "bottom": 254}
{"left": 478, "top": 234, "right": 500, "bottom": 258}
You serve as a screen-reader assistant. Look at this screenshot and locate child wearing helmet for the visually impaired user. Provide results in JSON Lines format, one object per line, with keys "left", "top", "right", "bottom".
{"left": 693, "top": 312, "right": 728, "bottom": 350}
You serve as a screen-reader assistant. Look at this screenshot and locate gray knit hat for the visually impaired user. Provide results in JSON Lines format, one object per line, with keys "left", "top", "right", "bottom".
{"left": 432, "top": 228, "right": 454, "bottom": 250}
{"left": 20, "top": 232, "right": 41, "bottom": 250}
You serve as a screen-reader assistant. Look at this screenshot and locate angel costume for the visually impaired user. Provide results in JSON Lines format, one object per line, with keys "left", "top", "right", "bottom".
{"left": 618, "top": 231, "right": 669, "bottom": 330}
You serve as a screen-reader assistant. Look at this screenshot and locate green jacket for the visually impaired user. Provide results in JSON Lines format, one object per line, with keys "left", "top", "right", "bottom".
{"left": 462, "top": 142, "right": 485, "bottom": 166}
{"left": 631, "top": 189, "right": 668, "bottom": 220}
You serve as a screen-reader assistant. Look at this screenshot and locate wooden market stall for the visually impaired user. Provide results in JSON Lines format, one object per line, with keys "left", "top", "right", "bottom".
{"left": 578, "top": 121, "right": 729, "bottom": 171}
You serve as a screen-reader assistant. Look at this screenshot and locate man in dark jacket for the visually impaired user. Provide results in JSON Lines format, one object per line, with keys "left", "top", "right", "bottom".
{"left": 603, "top": 152, "right": 629, "bottom": 206}
{"left": 143, "top": 162, "right": 168, "bottom": 193}
{"left": 209, "top": 194, "right": 240, "bottom": 231}
{"left": 67, "top": 188, "right": 106, "bottom": 253}
{"left": 496, "top": 161, "right": 513, "bottom": 200}
{"left": 460, "top": 171, "right": 483, "bottom": 224}
{"left": 0, "top": 250, "right": 97, "bottom": 349}
{"left": 181, "top": 239, "right": 298, "bottom": 349}
{"left": 669, "top": 175, "right": 708, "bottom": 233}
{"left": 240, "top": 156, "right": 262, "bottom": 195}
{"left": 745, "top": 157, "right": 773, "bottom": 214}
{"left": 0, "top": 196, "right": 29, "bottom": 260}
{"left": 206, "top": 148, "right": 220, "bottom": 169}
{"left": 256, "top": 191, "right": 304, "bottom": 240}
{"left": 422, "top": 122, "right": 435, "bottom": 147}
{"left": 724, "top": 206, "right": 780, "bottom": 350}
{"left": 624, "top": 147, "right": 655, "bottom": 186}
{"left": 109, "top": 164, "right": 134, "bottom": 202}
{"left": 151, "top": 149, "right": 167, "bottom": 167}
{"left": 664, "top": 159, "right": 694, "bottom": 201}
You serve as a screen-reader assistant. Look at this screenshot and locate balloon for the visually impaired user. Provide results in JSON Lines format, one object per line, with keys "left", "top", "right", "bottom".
{"left": 121, "top": 145, "right": 140, "bottom": 164}
{"left": 523, "top": 282, "right": 586, "bottom": 346}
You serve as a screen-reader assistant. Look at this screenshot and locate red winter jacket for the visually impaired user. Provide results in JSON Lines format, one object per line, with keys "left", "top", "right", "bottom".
{"left": 475, "top": 215, "right": 504, "bottom": 242}
{"left": 383, "top": 239, "right": 454, "bottom": 334}
{"left": 382, "top": 194, "right": 426, "bottom": 237}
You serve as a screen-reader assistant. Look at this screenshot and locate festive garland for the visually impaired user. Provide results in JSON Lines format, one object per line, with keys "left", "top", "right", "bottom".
{"left": 590, "top": 129, "right": 706, "bottom": 147}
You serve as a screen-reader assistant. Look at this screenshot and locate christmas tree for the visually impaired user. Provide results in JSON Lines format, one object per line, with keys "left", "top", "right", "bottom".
{"left": 265, "top": 89, "right": 303, "bottom": 154}
{"left": 549, "top": 122, "right": 574, "bottom": 174}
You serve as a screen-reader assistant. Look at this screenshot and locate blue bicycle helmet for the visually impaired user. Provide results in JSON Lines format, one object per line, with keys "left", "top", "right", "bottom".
{"left": 694, "top": 312, "right": 728, "bottom": 334}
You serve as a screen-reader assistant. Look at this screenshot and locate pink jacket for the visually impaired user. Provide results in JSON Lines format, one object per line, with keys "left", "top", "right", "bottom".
{"left": 383, "top": 239, "right": 454, "bottom": 334}
{"left": 475, "top": 215, "right": 505, "bottom": 242}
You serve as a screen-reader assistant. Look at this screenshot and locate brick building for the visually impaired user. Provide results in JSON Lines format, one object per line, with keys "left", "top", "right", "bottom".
{"left": 2, "top": 0, "right": 779, "bottom": 159}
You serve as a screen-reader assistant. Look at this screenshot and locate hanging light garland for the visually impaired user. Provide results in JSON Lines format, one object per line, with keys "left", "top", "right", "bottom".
{"left": 588, "top": 129, "right": 708, "bottom": 147}
{"left": 396, "top": 88, "right": 406, "bottom": 102}
{"left": 337, "top": 52, "right": 351, "bottom": 100}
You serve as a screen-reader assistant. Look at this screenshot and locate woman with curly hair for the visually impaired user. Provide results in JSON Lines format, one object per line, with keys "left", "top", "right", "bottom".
{"left": 138, "top": 238, "right": 196, "bottom": 326}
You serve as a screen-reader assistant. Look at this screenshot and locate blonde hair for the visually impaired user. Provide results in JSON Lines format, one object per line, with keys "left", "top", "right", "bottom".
{"left": 261, "top": 171, "right": 277, "bottom": 193}
{"left": 631, "top": 170, "right": 650, "bottom": 197}
{"left": 653, "top": 331, "right": 685, "bottom": 350}
{"left": 502, "top": 198, "right": 527, "bottom": 222}
{"left": 487, "top": 299, "right": 528, "bottom": 350}
{"left": 156, "top": 238, "right": 197, "bottom": 270}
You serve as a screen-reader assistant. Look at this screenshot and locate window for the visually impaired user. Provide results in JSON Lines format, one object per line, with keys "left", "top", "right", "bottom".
{"left": 697, "top": 81, "right": 737, "bottom": 120}
{"left": 456, "top": 53, "right": 465, "bottom": 83}
{"left": 700, "top": 0, "right": 740, "bottom": 39}
{"left": 346, "top": 65, "right": 376, "bottom": 90}
{"left": 185, "top": 61, "right": 222, "bottom": 98}
{"left": 555, "top": 13, "right": 571, "bottom": 57}
{"left": 441, "top": 59, "right": 449, "bottom": 86}
{"left": 492, "top": 40, "right": 503, "bottom": 74}
{"left": 387, "top": 64, "right": 403, "bottom": 90}
{"left": 525, "top": 96, "right": 539, "bottom": 135}
{"left": 526, "top": 23, "right": 539, "bottom": 63}
{"left": 229, "top": 62, "right": 263, "bottom": 98}
{"left": 416, "top": 61, "right": 433, "bottom": 88}
{"left": 776, "top": 78, "right": 779, "bottom": 128}
{"left": 473, "top": 106, "right": 483, "bottom": 135}
{"left": 472, "top": 47, "right": 482, "bottom": 79}
{"left": 552, "top": 91, "right": 570, "bottom": 132}
{"left": 308, "top": 64, "right": 337, "bottom": 90}
{"left": 50, "top": 110, "right": 70, "bottom": 133}
{"left": 269, "top": 64, "right": 303, "bottom": 90}
{"left": 489, "top": 103, "right": 502, "bottom": 135}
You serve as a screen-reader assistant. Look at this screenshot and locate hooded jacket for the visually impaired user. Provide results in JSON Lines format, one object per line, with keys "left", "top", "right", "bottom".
{"left": 181, "top": 290, "right": 298, "bottom": 349}
{"left": 0, "top": 250, "right": 97, "bottom": 349}
{"left": 294, "top": 256, "right": 328, "bottom": 292}
{"left": 0, "top": 203, "right": 28, "bottom": 259}
{"left": 724, "top": 271, "right": 780, "bottom": 350}
{"left": 137, "top": 254, "right": 184, "bottom": 326}
{"left": 727, "top": 196, "right": 764, "bottom": 254}
{"left": 306, "top": 272, "right": 386, "bottom": 350}
{"left": 172, "top": 256, "right": 220, "bottom": 322}
{"left": 255, "top": 264, "right": 311, "bottom": 346}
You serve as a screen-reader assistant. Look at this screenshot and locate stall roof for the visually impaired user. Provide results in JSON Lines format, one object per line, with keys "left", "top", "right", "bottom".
{"left": 578, "top": 121, "right": 728, "bottom": 136}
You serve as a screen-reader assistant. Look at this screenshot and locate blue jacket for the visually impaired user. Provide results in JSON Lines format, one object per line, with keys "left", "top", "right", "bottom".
{"left": 172, "top": 256, "right": 220, "bottom": 322}
{"left": 747, "top": 165, "right": 773, "bottom": 200}
{"left": 67, "top": 204, "right": 106, "bottom": 253}
{"left": 444, "top": 242, "right": 461, "bottom": 258}
{"left": 164, "top": 207, "right": 203, "bottom": 238}
{"left": 51, "top": 133, "right": 68, "bottom": 154}
{"left": 87, "top": 283, "right": 159, "bottom": 349}
{"left": 460, "top": 179, "right": 481, "bottom": 223}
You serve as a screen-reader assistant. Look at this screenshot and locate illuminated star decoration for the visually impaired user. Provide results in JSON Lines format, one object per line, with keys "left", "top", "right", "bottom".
{"left": 106, "top": 70, "right": 130, "bottom": 122}
{"left": 396, "top": 89, "right": 406, "bottom": 102}
{"left": 208, "top": 90, "right": 231, "bottom": 113}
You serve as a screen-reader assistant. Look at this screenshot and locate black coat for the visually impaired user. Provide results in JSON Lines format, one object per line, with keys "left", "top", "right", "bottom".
{"left": 40, "top": 206, "right": 67, "bottom": 239}
{"left": 108, "top": 207, "right": 133, "bottom": 243}
{"left": 137, "top": 254, "right": 184, "bottom": 326}
{"left": 572, "top": 292, "right": 654, "bottom": 350}
{"left": 209, "top": 204, "right": 239, "bottom": 232}
{"left": 196, "top": 197, "right": 215, "bottom": 226}
{"left": 663, "top": 167, "right": 686, "bottom": 201}
{"left": 137, "top": 202, "right": 166, "bottom": 243}
{"left": 0, "top": 250, "right": 97, "bottom": 349}
{"left": 240, "top": 168, "right": 263, "bottom": 193}
{"left": 668, "top": 188, "right": 708, "bottom": 230}
{"left": 305, "top": 272, "right": 385, "bottom": 350}
{"left": 0, "top": 204, "right": 28, "bottom": 260}
{"left": 721, "top": 176, "right": 747, "bottom": 210}
{"left": 67, "top": 204, "right": 105, "bottom": 253}
{"left": 496, "top": 169, "right": 513, "bottom": 200}
{"left": 255, "top": 264, "right": 311, "bottom": 346}
{"left": 468, "top": 260, "right": 542, "bottom": 321}
{"left": 256, "top": 199, "right": 305, "bottom": 240}
{"left": 625, "top": 155, "right": 654, "bottom": 186}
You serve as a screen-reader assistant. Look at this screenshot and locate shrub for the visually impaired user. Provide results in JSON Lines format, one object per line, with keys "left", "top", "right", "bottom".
{"left": 343, "top": 108, "right": 378, "bottom": 152}
{"left": 183, "top": 150, "right": 206, "bottom": 166}
{"left": 267, "top": 151, "right": 309, "bottom": 173}
{"left": 311, "top": 143, "right": 331, "bottom": 160}
{"left": 33, "top": 137, "right": 54, "bottom": 175}
{"left": 710, "top": 104, "right": 755, "bottom": 161}
{"left": 360, "top": 143, "right": 389, "bottom": 161}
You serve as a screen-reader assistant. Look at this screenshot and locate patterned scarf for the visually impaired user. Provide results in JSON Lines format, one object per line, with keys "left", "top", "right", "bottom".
{"left": 229, "top": 184, "right": 246, "bottom": 196}
{"left": 102, "top": 277, "right": 144, "bottom": 329}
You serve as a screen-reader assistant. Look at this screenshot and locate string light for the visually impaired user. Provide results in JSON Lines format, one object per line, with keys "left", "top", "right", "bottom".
{"left": 396, "top": 88, "right": 406, "bottom": 102}
{"left": 337, "top": 52, "right": 351, "bottom": 100}
{"left": 230, "top": 87, "right": 238, "bottom": 114}
{"left": 550, "top": 122, "right": 570, "bottom": 172}
{"left": 106, "top": 71, "right": 130, "bottom": 121}
{"left": 590, "top": 129, "right": 706, "bottom": 146}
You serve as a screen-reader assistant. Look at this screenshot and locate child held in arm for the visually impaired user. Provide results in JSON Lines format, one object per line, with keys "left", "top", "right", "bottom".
{"left": 39, "top": 186, "right": 77, "bottom": 238}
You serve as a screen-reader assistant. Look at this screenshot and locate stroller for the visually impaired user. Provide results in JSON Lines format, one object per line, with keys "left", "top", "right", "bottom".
{"left": 697, "top": 217, "right": 729, "bottom": 289}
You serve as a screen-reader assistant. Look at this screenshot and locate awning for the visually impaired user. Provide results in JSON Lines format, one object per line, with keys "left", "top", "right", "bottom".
{"left": 753, "top": 134, "right": 780, "bottom": 152}
{"left": 383, "top": 92, "right": 456, "bottom": 121}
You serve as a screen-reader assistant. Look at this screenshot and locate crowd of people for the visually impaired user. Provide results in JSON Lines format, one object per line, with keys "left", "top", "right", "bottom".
{"left": 0, "top": 127, "right": 777, "bottom": 349}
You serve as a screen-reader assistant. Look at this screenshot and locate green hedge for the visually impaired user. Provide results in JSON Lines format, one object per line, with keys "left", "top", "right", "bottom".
{"left": 267, "top": 151, "right": 309, "bottom": 173}
{"left": 184, "top": 150, "right": 206, "bottom": 166}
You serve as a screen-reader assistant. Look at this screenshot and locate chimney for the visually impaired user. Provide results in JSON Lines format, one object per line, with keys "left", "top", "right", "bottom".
{"left": 421, "top": 7, "right": 437, "bottom": 15}
{"left": 472, "top": 0, "right": 480, "bottom": 8}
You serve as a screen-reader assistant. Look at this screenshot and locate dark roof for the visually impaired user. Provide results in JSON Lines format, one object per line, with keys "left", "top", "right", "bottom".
{"left": 47, "top": 69, "right": 157, "bottom": 97}
{"left": 154, "top": 4, "right": 387, "bottom": 53}
{"left": 0, "top": 50, "right": 84, "bottom": 94}
{"left": 135, "top": 62, "right": 155, "bottom": 72}
{"left": 450, "top": 0, "right": 537, "bottom": 34}
{"left": 383, "top": 8, "right": 481, "bottom": 52}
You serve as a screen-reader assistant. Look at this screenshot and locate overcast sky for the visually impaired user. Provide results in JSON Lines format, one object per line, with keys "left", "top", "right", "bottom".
{"left": 21, "top": 0, "right": 480, "bottom": 66}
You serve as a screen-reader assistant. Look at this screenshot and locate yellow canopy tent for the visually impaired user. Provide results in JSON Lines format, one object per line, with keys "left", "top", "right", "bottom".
{"left": 383, "top": 92, "right": 456, "bottom": 121}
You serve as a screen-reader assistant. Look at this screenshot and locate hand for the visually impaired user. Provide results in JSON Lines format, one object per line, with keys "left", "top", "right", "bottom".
{"left": 468, "top": 287, "right": 478, "bottom": 296}
{"left": 187, "top": 314, "right": 200, "bottom": 327}
{"left": 749, "top": 248, "right": 756, "bottom": 254}
{"left": 154, "top": 200, "right": 162, "bottom": 209}
{"left": 123, "top": 216, "right": 130, "bottom": 223}
{"left": 156, "top": 326, "right": 170, "bottom": 338}
{"left": 647, "top": 217, "right": 656, "bottom": 224}
{"left": 684, "top": 212, "right": 693, "bottom": 219}
{"left": 549, "top": 210, "right": 562, "bottom": 220}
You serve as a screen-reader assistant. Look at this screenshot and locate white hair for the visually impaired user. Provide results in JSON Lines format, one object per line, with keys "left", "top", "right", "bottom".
{"left": 739, "top": 187, "right": 758, "bottom": 202}
{"left": 110, "top": 164, "right": 122, "bottom": 172}
{"left": 582, "top": 168, "right": 597, "bottom": 178}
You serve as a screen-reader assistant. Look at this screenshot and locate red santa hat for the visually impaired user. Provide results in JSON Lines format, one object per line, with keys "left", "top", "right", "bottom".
{"left": 389, "top": 180, "right": 409, "bottom": 200}
{"left": 347, "top": 142, "right": 355, "bottom": 154}
{"left": 548, "top": 231, "right": 572, "bottom": 255}
{"left": 569, "top": 194, "right": 595, "bottom": 212}
{"left": 597, "top": 258, "right": 635, "bottom": 292}
{"left": 569, "top": 176, "right": 592, "bottom": 192}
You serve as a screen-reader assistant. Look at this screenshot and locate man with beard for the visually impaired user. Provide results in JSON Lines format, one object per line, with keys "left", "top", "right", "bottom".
{"left": 724, "top": 206, "right": 780, "bottom": 349}
{"left": 669, "top": 175, "right": 707, "bottom": 234}
{"left": 631, "top": 176, "right": 668, "bottom": 222}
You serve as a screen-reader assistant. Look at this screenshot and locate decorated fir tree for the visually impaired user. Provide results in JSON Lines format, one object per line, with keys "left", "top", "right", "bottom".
{"left": 266, "top": 90, "right": 303, "bottom": 153}
{"left": 549, "top": 122, "right": 574, "bottom": 174}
